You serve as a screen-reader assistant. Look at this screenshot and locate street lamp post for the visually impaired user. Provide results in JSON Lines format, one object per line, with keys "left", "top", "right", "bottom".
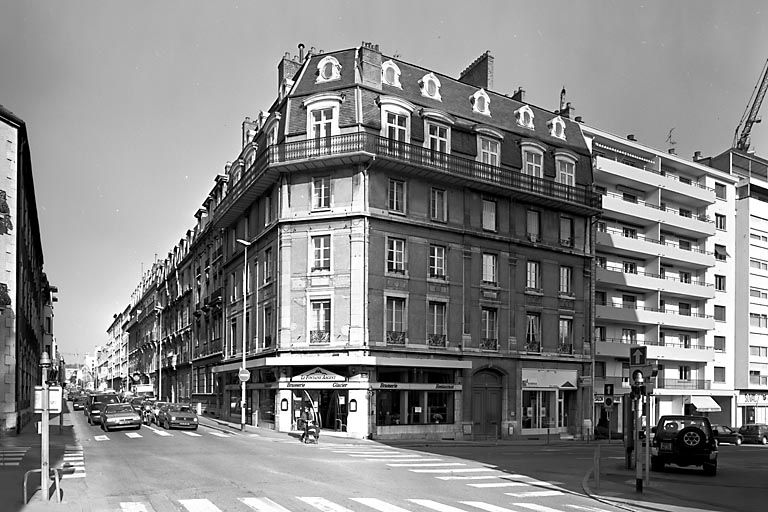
{"left": 236, "top": 239, "right": 251, "bottom": 431}
{"left": 39, "top": 351, "right": 52, "bottom": 501}
{"left": 156, "top": 305, "right": 163, "bottom": 401}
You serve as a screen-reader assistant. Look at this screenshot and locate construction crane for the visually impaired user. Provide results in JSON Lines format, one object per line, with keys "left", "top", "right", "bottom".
{"left": 734, "top": 57, "right": 768, "bottom": 152}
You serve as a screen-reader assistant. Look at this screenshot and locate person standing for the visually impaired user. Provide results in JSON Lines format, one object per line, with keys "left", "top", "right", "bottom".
{"left": 299, "top": 406, "right": 311, "bottom": 443}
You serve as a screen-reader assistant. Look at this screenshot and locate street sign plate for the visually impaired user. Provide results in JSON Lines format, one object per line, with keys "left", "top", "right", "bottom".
{"left": 34, "top": 386, "right": 62, "bottom": 413}
{"left": 238, "top": 368, "right": 251, "bottom": 382}
{"left": 630, "top": 346, "right": 647, "bottom": 366}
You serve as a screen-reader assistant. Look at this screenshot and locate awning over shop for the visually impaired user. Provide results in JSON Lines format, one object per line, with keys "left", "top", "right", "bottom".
{"left": 688, "top": 395, "right": 721, "bottom": 413}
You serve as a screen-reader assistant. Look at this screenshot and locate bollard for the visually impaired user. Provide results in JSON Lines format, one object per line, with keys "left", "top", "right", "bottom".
{"left": 593, "top": 444, "right": 601, "bottom": 489}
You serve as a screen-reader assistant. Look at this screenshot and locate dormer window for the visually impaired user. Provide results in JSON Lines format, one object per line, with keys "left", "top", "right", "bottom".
{"left": 382, "top": 60, "right": 402, "bottom": 88}
{"left": 515, "top": 105, "right": 535, "bottom": 129}
{"left": 316, "top": 56, "right": 342, "bottom": 83}
{"left": 419, "top": 72, "right": 442, "bottom": 101}
{"left": 470, "top": 89, "right": 491, "bottom": 116}
{"left": 548, "top": 116, "right": 567, "bottom": 140}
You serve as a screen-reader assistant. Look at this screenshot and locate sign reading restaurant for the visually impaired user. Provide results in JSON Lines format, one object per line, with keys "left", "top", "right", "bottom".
{"left": 291, "top": 367, "right": 345, "bottom": 382}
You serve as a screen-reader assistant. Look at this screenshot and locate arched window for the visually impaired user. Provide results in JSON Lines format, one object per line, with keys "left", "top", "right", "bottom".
{"left": 548, "top": 116, "right": 567, "bottom": 140}
{"left": 381, "top": 60, "right": 402, "bottom": 88}
{"left": 315, "top": 56, "right": 342, "bottom": 83}
{"left": 515, "top": 105, "right": 535, "bottom": 129}
{"left": 470, "top": 89, "right": 491, "bottom": 116}
{"left": 419, "top": 72, "right": 442, "bottom": 101}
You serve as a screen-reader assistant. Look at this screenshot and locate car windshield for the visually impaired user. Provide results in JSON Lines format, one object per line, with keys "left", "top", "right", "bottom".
{"left": 659, "top": 417, "right": 707, "bottom": 432}
{"left": 106, "top": 404, "right": 134, "bottom": 413}
{"left": 169, "top": 404, "right": 192, "bottom": 412}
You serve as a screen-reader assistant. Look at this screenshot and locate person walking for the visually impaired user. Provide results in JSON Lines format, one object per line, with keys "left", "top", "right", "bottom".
{"left": 299, "top": 406, "right": 311, "bottom": 443}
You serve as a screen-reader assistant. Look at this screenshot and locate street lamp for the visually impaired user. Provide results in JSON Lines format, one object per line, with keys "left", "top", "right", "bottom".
{"left": 156, "top": 304, "right": 163, "bottom": 401}
{"left": 236, "top": 238, "right": 251, "bottom": 431}
{"left": 39, "top": 351, "right": 52, "bottom": 501}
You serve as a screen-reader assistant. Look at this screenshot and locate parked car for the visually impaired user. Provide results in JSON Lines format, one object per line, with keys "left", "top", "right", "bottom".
{"left": 650, "top": 415, "right": 718, "bottom": 475}
{"left": 151, "top": 401, "right": 168, "bottom": 424}
{"left": 72, "top": 394, "right": 89, "bottom": 411}
{"left": 86, "top": 393, "right": 120, "bottom": 425}
{"left": 99, "top": 403, "right": 142, "bottom": 432}
{"left": 156, "top": 403, "right": 199, "bottom": 430}
{"left": 738, "top": 423, "right": 768, "bottom": 445}
{"left": 711, "top": 424, "right": 743, "bottom": 446}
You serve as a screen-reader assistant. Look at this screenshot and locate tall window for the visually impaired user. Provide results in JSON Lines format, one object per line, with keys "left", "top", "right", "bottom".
{"left": 556, "top": 159, "right": 575, "bottom": 185}
{"left": 715, "top": 244, "right": 727, "bottom": 261}
{"left": 715, "top": 275, "right": 726, "bottom": 291}
{"left": 527, "top": 210, "right": 540, "bottom": 242}
{"left": 264, "top": 194, "right": 272, "bottom": 225}
{"left": 428, "top": 301, "right": 447, "bottom": 346}
{"left": 427, "top": 123, "right": 449, "bottom": 153}
{"left": 312, "top": 177, "right": 330, "bottom": 209}
{"left": 714, "top": 336, "right": 726, "bottom": 352}
{"left": 482, "top": 253, "right": 497, "bottom": 285}
{"left": 714, "top": 366, "right": 725, "bottom": 383}
{"left": 678, "top": 365, "right": 691, "bottom": 380}
{"left": 387, "top": 238, "right": 406, "bottom": 273}
{"left": 263, "top": 306, "right": 273, "bottom": 348}
{"left": 523, "top": 150, "right": 543, "bottom": 178}
{"left": 263, "top": 247, "right": 273, "bottom": 282}
{"left": 714, "top": 305, "right": 726, "bottom": 321}
{"left": 621, "top": 329, "right": 637, "bottom": 343}
{"left": 527, "top": 261, "right": 541, "bottom": 290}
{"left": 559, "top": 266, "right": 572, "bottom": 295}
{"left": 480, "top": 137, "right": 499, "bottom": 166}
{"left": 526, "top": 313, "right": 541, "bottom": 350}
{"left": 386, "top": 297, "right": 406, "bottom": 344}
{"left": 312, "top": 235, "right": 331, "bottom": 271}
{"left": 310, "top": 300, "right": 331, "bottom": 343}
{"left": 482, "top": 199, "right": 496, "bottom": 231}
{"left": 429, "top": 245, "right": 446, "bottom": 278}
{"left": 560, "top": 217, "right": 573, "bottom": 246}
{"left": 311, "top": 107, "right": 334, "bottom": 152}
{"left": 385, "top": 112, "right": 408, "bottom": 141}
{"left": 715, "top": 214, "right": 726, "bottom": 230}
{"left": 388, "top": 179, "right": 405, "bottom": 213}
{"left": 430, "top": 188, "right": 446, "bottom": 222}
{"left": 481, "top": 307, "right": 498, "bottom": 349}
{"left": 559, "top": 317, "right": 573, "bottom": 352}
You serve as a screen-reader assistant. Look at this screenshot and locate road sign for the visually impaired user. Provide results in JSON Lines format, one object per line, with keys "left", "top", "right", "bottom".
{"left": 630, "top": 346, "right": 647, "bottom": 366}
{"left": 238, "top": 368, "right": 251, "bottom": 382}
{"left": 34, "top": 386, "right": 62, "bottom": 413}
{"left": 604, "top": 384, "right": 614, "bottom": 396}
{"left": 604, "top": 396, "right": 615, "bottom": 407}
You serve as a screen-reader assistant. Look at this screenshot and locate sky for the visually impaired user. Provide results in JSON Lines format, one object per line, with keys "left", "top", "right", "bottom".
{"left": 1, "top": 1, "right": 767, "bottom": 361}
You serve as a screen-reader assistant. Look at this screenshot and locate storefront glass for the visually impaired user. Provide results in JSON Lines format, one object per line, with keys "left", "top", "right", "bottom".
{"left": 522, "top": 390, "right": 556, "bottom": 429}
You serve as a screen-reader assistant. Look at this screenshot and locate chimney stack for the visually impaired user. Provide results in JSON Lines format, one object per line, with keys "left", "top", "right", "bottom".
{"left": 560, "top": 101, "right": 573, "bottom": 119}
{"left": 298, "top": 43, "right": 305, "bottom": 61}
{"left": 277, "top": 48, "right": 303, "bottom": 100}
{"left": 574, "top": 116, "right": 583, "bottom": 123}
{"left": 242, "top": 116, "right": 258, "bottom": 148}
{"left": 627, "top": 134, "right": 637, "bottom": 141}
{"left": 511, "top": 87, "right": 525, "bottom": 102}
{"left": 693, "top": 151, "right": 702, "bottom": 161}
{"left": 359, "top": 41, "right": 382, "bottom": 90}
{"left": 668, "top": 148, "right": 676, "bottom": 155}
{"left": 458, "top": 51, "right": 494, "bottom": 90}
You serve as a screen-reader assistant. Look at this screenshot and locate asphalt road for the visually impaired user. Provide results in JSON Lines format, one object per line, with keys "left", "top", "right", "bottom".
{"left": 64, "top": 411, "right": 632, "bottom": 512}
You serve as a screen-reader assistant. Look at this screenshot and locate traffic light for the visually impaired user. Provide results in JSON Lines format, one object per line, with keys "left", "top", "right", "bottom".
{"left": 631, "top": 369, "right": 646, "bottom": 399}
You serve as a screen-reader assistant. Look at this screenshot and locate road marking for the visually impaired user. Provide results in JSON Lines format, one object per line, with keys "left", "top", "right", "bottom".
{"left": 179, "top": 498, "right": 222, "bottom": 511}
{"left": 388, "top": 462, "right": 465, "bottom": 467}
{"left": 351, "top": 497, "right": 413, "bottom": 512}
{"left": 567, "top": 505, "right": 616, "bottom": 512}
{"left": 240, "top": 497, "right": 293, "bottom": 511}
{"left": 332, "top": 450, "right": 401, "bottom": 455}
{"left": 0, "top": 447, "right": 28, "bottom": 466}
{"left": 182, "top": 431, "right": 203, "bottom": 437}
{"left": 514, "top": 504, "right": 566, "bottom": 512}
{"left": 347, "top": 454, "right": 414, "bottom": 458}
{"left": 467, "top": 482, "right": 533, "bottom": 488}
{"left": 297, "top": 497, "right": 355, "bottom": 512}
{"left": 407, "top": 499, "right": 469, "bottom": 512}
{"left": 120, "top": 503, "right": 150, "bottom": 512}
{"left": 436, "top": 475, "right": 501, "bottom": 480}
{"left": 410, "top": 467, "right": 496, "bottom": 473}
{"left": 145, "top": 426, "right": 173, "bottom": 436}
{"left": 125, "top": 432, "right": 142, "bottom": 438}
{"left": 209, "top": 431, "right": 231, "bottom": 438}
{"left": 460, "top": 503, "right": 516, "bottom": 512}
{"left": 505, "top": 491, "right": 563, "bottom": 498}
{"left": 366, "top": 458, "right": 442, "bottom": 462}
{"left": 94, "top": 435, "right": 109, "bottom": 441}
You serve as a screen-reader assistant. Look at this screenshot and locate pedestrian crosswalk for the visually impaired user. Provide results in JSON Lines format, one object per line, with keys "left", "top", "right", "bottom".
{"left": 93, "top": 427, "right": 233, "bottom": 441}
{"left": 0, "top": 446, "right": 29, "bottom": 466}
{"left": 110, "top": 495, "right": 620, "bottom": 512}
{"left": 62, "top": 444, "right": 85, "bottom": 479}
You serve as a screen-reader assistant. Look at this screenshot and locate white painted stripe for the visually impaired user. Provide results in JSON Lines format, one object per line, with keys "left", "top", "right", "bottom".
{"left": 333, "top": 451, "right": 401, "bottom": 455}
{"left": 365, "top": 458, "right": 442, "bottom": 462}
{"left": 411, "top": 468, "right": 496, "bottom": 473}
{"left": 460, "top": 503, "right": 517, "bottom": 512}
{"left": 94, "top": 435, "right": 109, "bottom": 441}
{"left": 145, "top": 426, "right": 173, "bottom": 436}
{"left": 388, "top": 462, "right": 465, "bottom": 467}
{"left": 468, "top": 482, "right": 531, "bottom": 488}
{"left": 120, "top": 503, "right": 150, "bottom": 512}
{"left": 125, "top": 432, "right": 142, "bottom": 438}
{"left": 505, "top": 491, "right": 563, "bottom": 498}
{"left": 1, "top": 462, "right": 20, "bottom": 466}
{"left": 347, "top": 454, "right": 414, "bottom": 458}
{"left": 407, "top": 499, "right": 469, "bottom": 512}
{"left": 178, "top": 498, "right": 222, "bottom": 512}
{"left": 239, "top": 497, "right": 293, "bottom": 512}
{"left": 514, "top": 504, "right": 566, "bottom": 512}
{"left": 182, "top": 431, "right": 203, "bottom": 437}
{"left": 63, "top": 455, "right": 83, "bottom": 459}
{"left": 64, "top": 461, "right": 85, "bottom": 466}
{"left": 297, "top": 497, "right": 355, "bottom": 512}
{"left": 209, "top": 431, "right": 231, "bottom": 437}
{"left": 567, "top": 506, "right": 614, "bottom": 512}
{"left": 0, "top": 448, "right": 28, "bottom": 453}
{"left": 62, "top": 473, "right": 86, "bottom": 479}
{"left": 436, "top": 476, "right": 502, "bottom": 480}
{"left": 350, "top": 497, "right": 413, "bottom": 512}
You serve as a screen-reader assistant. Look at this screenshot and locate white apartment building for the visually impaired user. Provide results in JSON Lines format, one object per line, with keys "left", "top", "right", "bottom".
{"left": 581, "top": 126, "right": 738, "bottom": 433}
{"left": 700, "top": 149, "right": 768, "bottom": 424}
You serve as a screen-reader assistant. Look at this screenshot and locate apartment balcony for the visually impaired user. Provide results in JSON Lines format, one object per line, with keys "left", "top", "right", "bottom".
{"left": 596, "top": 303, "right": 715, "bottom": 331}
{"left": 213, "top": 133, "right": 602, "bottom": 227}
{"left": 600, "top": 192, "right": 714, "bottom": 239}
{"left": 658, "top": 379, "right": 711, "bottom": 390}
{"left": 595, "top": 338, "right": 714, "bottom": 363}
{"left": 596, "top": 266, "right": 715, "bottom": 300}
{"left": 428, "top": 334, "right": 447, "bottom": 348}
{"left": 658, "top": 207, "right": 716, "bottom": 238}
{"left": 596, "top": 229, "right": 714, "bottom": 269}
{"left": 193, "top": 338, "right": 222, "bottom": 360}
{"left": 595, "top": 156, "right": 715, "bottom": 205}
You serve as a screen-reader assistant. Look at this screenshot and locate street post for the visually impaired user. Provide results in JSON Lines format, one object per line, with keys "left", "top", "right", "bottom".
{"left": 236, "top": 238, "right": 252, "bottom": 431}
{"left": 40, "top": 351, "right": 51, "bottom": 501}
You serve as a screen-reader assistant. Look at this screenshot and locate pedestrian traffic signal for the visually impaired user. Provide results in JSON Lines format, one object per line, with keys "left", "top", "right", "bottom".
{"left": 604, "top": 396, "right": 615, "bottom": 407}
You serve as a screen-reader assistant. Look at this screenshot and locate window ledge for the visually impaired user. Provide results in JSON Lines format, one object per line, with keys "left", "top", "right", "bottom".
{"left": 386, "top": 271, "right": 409, "bottom": 279}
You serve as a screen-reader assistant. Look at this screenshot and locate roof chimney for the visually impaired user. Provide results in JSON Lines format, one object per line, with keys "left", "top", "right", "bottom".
{"left": 298, "top": 43, "right": 305, "bottom": 61}
{"left": 627, "top": 134, "right": 637, "bottom": 141}
{"left": 278, "top": 49, "right": 303, "bottom": 100}
{"left": 458, "top": 51, "right": 494, "bottom": 90}
{"left": 359, "top": 41, "right": 382, "bottom": 90}
{"left": 560, "top": 101, "right": 573, "bottom": 119}
{"left": 574, "top": 116, "right": 583, "bottom": 123}
{"left": 693, "top": 150, "right": 702, "bottom": 161}
{"left": 511, "top": 87, "right": 525, "bottom": 102}
{"left": 668, "top": 148, "right": 676, "bottom": 155}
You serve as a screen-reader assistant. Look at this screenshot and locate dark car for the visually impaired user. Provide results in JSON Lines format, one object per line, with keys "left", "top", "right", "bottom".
{"left": 711, "top": 424, "right": 743, "bottom": 446}
{"left": 738, "top": 423, "right": 768, "bottom": 445}
{"left": 156, "top": 403, "right": 199, "bottom": 430}
{"left": 651, "top": 415, "right": 718, "bottom": 475}
{"left": 72, "top": 394, "right": 89, "bottom": 411}
{"left": 99, "top": 403, "right": 142, "bottom": 432}
{"left": 86, "top": 393, "right": 120, "bottom": 425}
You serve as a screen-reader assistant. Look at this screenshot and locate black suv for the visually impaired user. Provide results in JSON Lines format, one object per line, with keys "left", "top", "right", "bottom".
{"left": 651, "top": 415, "right": 718, "bottom": 475}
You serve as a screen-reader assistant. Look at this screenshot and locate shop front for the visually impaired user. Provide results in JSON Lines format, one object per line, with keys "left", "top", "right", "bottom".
{"left": 738, "top": 391, "right": 768, "bottom": 424}
{"left": 520, "top": 368, "right": 578, "bottom": 436}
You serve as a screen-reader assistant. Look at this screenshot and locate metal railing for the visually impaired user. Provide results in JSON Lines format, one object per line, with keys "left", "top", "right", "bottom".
{"left": 596, "top": 225, "right": 713, "bottom": 255}
{"left": 193, "top": 338, "right": 222, "bottom": 359}
{"left": 600, "top": 190, "right": 711, "bottom": 222}
{"left": 599, "top": 264, "right": 712, "bottom": 287}
{"left": 596, "top": 337, "right": 712, "bottom": 350}
{"left": 595, "top": 301, "right": 713, "bottom": 319}
{"left": 659, "top": 379, "right": 711, "bottom": 390}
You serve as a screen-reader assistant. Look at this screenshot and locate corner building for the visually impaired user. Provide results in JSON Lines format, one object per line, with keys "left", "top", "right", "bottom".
{"left": 196, "top": 44, "right": 601, "bottom": 440}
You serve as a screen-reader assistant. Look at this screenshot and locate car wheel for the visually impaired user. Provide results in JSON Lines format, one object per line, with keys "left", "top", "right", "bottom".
{"left": 736, "top": 437, "right": 742, "bottom": 446}
{"left": 676, "top": 426, "right": 706, "bottom": 451}
{"left": 762, "top": 436, "right": 768, "bottom": 445}
{"left": 703, "top": 463, "right": 717, "bottom": 476}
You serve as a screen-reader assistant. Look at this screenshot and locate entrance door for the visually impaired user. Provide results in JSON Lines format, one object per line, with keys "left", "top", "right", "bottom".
{"left": 298, "top": 389, "right": 349, "bottom": 431}
{"left": 471, "top": 370, "right": 502, "bottom": 439}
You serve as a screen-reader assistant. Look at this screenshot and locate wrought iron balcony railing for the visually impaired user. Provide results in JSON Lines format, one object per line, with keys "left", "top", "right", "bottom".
{"left": 480, "top": 338, "right": 498, "bottom": 351}
{"left": 428, "top": 334, "right": 447, "bottom": 347}
{"left": 310, "top": 330, "right": 330, "bottom": 344}
{"left": 386, "top": 331, "right": 406, "bottom": 345}
{"left": 659, "top": 379, "right": 711, "bottom": 390}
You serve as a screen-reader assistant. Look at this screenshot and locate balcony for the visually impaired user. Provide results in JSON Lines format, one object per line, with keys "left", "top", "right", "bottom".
{"left": 213, "top": 133, "right": 602, "bottom": 227}
{"left": 310, "top": 330, "right": 330, "bottom": 344}
{"left": 600, "top": 192, "right": 715, "bottom": 238}
{"left": 596, "top": 228, "right": 714, "bottom": 268}
{"left": 428, "top": 334, "right": 447, "bottom": 347}
{"left": 193, "top": 338, "right": 222, "bottom": 360}
{"left": 386, "top": 331, "right": 406, "bottom": 345}
{"left": 596, "top": 303, "right": 714, "bottom": 331}
{"left": 659, "top": 379, "right": 711, "bottom": 390}
{"left": 480, "top": 338, "right": 498, "bottom": 351}
{"left": 596, "top": 265, "right": 715, "bottom": 300}
{"left": 595, "top": 338, "right": 714, "bottom": 363}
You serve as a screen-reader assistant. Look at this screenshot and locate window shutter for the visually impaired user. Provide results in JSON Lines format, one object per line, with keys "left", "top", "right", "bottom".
{"left": 543, "top": 151, "right": 556, "bottom": 178}
{"left": 500, "top": 137, "right": 522, "bottom": 168}
{"left": 411, "top": 117, "right": 424, "bottom": 142}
